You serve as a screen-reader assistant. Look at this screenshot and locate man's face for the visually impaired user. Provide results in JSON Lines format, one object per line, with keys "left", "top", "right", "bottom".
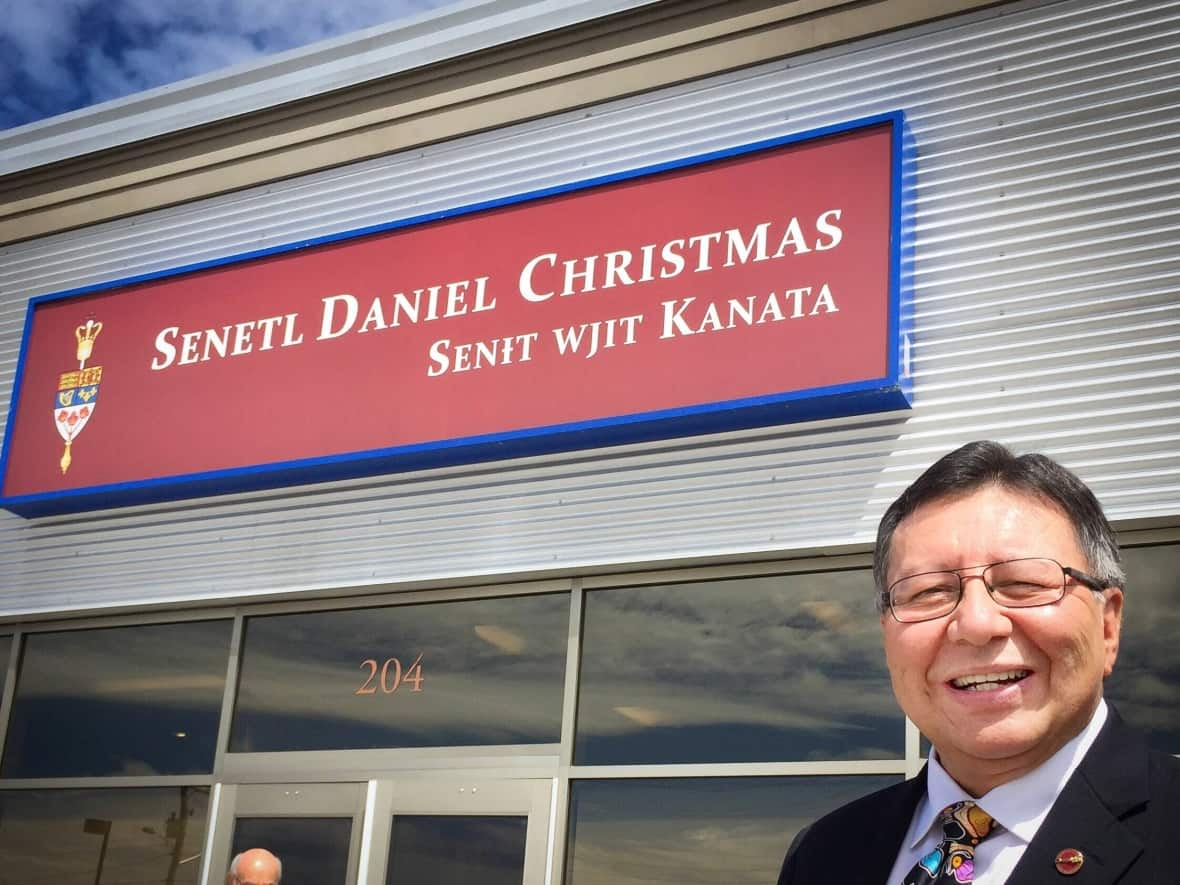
{"left": 881, "top": 485, "right": 1123, "bottom": 794}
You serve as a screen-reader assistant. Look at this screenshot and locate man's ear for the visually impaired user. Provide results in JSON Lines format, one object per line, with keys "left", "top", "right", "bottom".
{"left": 1101, "top": 587, "right": 1123, "bottom": 677}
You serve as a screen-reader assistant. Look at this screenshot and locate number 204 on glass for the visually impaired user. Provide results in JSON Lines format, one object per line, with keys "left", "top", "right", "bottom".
{"left": 356, "top": 654, "right": 424, "bottom": 695}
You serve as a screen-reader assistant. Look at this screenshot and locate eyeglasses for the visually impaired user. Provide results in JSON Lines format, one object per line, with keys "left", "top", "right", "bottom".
{"left": 881, "top": 557, "right": 1107, "bottom": 623}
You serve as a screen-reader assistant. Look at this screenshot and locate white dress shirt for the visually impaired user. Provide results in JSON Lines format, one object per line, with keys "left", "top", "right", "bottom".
{"left": 885, "top": 699, "right": 1109, "bottom": 884}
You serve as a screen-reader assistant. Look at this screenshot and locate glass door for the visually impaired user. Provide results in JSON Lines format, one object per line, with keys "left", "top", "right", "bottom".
{"left": 206, "top": 783, "right": 366, "bottom": 885}
{"left": 205, "top": 779, "right": 551, "bottom": 885}
{"left": 364, "top": 778, "right": 552, "bottom": 885}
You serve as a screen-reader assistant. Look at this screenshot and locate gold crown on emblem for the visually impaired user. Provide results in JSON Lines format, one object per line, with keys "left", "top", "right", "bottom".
{"left": 75, "top": 319, "right": 103, "bottom": 367}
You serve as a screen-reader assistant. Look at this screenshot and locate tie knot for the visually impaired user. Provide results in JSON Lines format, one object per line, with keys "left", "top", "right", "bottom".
{"left": 903, "top": 801, "right": 998, "bottom": 883}
{"left": 939, "top": 801, "right": 996, "bottom": 847}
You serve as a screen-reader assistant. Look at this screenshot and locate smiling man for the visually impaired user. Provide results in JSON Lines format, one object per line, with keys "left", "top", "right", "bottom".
{"left": 778, "top": 441, "right": 1180, "bottom": 884}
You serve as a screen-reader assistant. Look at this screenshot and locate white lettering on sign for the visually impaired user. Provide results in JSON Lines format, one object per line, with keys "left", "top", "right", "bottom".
{"left": 516, "top": 212, "right": 842, "bottom": 302}
{"left": 552, "top": 314, "right": 643, "bottom": 360}
{"left": 318, "top": 277, "right": 496, "bottom": 341}
{"left": 150, "top": 313, "right": 303, "bottom": 370}
{"left": 659, "top": 285, "right": 839, "bottom": 339}
{"left": 146, "top": 212, "right": 848, "bottom": 375}
{"left": 426, "top": 332, "right": 540, "bottom": 377}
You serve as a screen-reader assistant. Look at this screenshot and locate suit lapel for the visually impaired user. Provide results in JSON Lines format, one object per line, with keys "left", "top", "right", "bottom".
{"left": 782, "top": 769, "right": 928, "bottom": 885}
{"left": 1005, "top": 710, "right": 1148, "bottom": 885}
{"left": 865, "top": 769, "right": 929, "bottom": 885}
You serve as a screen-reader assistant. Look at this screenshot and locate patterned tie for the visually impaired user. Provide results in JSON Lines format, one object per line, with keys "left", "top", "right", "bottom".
{"left": 902, "top": 801, "right": 996, "bottom": 884}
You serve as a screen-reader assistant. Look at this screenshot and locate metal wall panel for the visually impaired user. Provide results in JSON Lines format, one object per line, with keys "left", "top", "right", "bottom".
{"left": 1, "top": 0, "right": 1178, "bottom": 616}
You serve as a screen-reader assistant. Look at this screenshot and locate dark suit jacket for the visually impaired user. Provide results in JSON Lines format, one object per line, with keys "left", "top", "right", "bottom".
{"left": 777, "top": 710, "right": 1180, "bottom": 884}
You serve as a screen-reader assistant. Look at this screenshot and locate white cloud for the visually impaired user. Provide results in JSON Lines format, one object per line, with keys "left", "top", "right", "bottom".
{"left": 0, "top": 0, "right": 86, "bottom": 94}
{"left": 0, "top": 0, "right": 465, "bottom": 129}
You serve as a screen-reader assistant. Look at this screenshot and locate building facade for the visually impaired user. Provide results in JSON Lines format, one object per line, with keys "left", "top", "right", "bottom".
{"left": 0, "top": 0, "right": 1177, "bottom": 882}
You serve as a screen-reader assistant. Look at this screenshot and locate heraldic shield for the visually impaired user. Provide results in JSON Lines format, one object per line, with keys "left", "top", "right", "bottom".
{"left": 54, "top": 319, "right": 103, "bottom": 475}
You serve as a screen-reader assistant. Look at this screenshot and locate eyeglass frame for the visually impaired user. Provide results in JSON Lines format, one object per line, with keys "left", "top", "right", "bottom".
{"left": 879, "top": 556, "right": 1109, "bottom": 623}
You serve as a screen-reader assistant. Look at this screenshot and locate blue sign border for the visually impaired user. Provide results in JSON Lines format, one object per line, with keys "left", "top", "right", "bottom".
{"left": 1, "top": 111, "right": 914, "bottom": 518}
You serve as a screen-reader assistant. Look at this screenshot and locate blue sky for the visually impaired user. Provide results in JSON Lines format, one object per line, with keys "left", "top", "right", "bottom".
{"left": 0, "top": 0, "right": 465, "bottom": 131}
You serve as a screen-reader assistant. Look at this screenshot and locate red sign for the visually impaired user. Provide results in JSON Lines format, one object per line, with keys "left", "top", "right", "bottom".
{"left": 1, "top": 114, "right": 910, "bottom": 516}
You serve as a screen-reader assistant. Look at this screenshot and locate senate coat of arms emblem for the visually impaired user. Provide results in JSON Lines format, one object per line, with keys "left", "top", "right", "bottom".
{"left": 54, "top": 319, "right": 103, "bottom": 474}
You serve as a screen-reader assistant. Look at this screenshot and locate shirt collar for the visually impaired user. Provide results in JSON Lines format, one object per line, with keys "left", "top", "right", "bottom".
{"left": 908, "top": 699, "right": 1108, "bottom": 847}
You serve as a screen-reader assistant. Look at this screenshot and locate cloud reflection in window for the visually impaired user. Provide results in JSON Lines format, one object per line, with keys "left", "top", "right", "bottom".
{"left": 576, "top": 570, "right": 901, "bottom": 764}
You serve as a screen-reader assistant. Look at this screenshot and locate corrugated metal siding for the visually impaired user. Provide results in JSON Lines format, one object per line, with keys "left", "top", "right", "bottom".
{"left": 1, "top": 0, "right": 1178, "bottom": 616}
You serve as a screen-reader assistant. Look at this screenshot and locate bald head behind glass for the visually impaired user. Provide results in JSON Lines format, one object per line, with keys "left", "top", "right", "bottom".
{"left": 227, "top": 848, "right": 282, "bottom": 885}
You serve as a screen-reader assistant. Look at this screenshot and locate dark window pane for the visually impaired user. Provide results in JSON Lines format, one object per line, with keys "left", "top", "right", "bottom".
{"left": 0, "top": 787, "right": 209, "bottom": 885}
{"left": 1104, "top": 543, "right": 1180, "bottom": 753}
{"left": 3, "top": 620, "right": 231, "bottom": 777}
{"left": 231, "top": 594, "right": 568, "bottom": 751}
{"left": 565, "top": 776, "right": 898, "bottom": 885}
{"left": 576, "top": 572, "right": 901, "bottom": 763}
{"left": 232, "top": 817, "right": 351, "bottom": 885}
{"left": 386, "top": 816, "right": 526, "bottom": 885}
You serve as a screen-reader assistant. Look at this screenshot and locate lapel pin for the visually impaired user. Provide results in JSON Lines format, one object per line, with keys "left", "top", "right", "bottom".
{"left": 1054, "top": 848, "right": 1084, "bottom": 875}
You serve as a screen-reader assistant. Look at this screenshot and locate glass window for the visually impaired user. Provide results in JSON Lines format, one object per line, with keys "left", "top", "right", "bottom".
{"left": 231, "top": 593, "right": 569, "bottom": 752}
{"left": 2, "top": 620, "right": 232, "bottom": 778}
{"left": 0, "top": 786, "right": 209, "bottom": 885}
{"left": 1104, "top": 543, "right": 1180, "bottom": 754}
{"left": 576, "top": 572, "right": 901, "bottom": 764}
{"left": 565, "top": 776, "right": 898, "bottom": 885}
{"left": 387, "top": 816, "right": 527, "bottom": 885}
{"left": 232, "top": 817, "right": 352, "bottom": 885}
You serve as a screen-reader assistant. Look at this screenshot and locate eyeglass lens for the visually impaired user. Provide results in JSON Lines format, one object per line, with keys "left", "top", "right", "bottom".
{"left": 889, "top": 557, "right": 1067, "bottom": 621}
